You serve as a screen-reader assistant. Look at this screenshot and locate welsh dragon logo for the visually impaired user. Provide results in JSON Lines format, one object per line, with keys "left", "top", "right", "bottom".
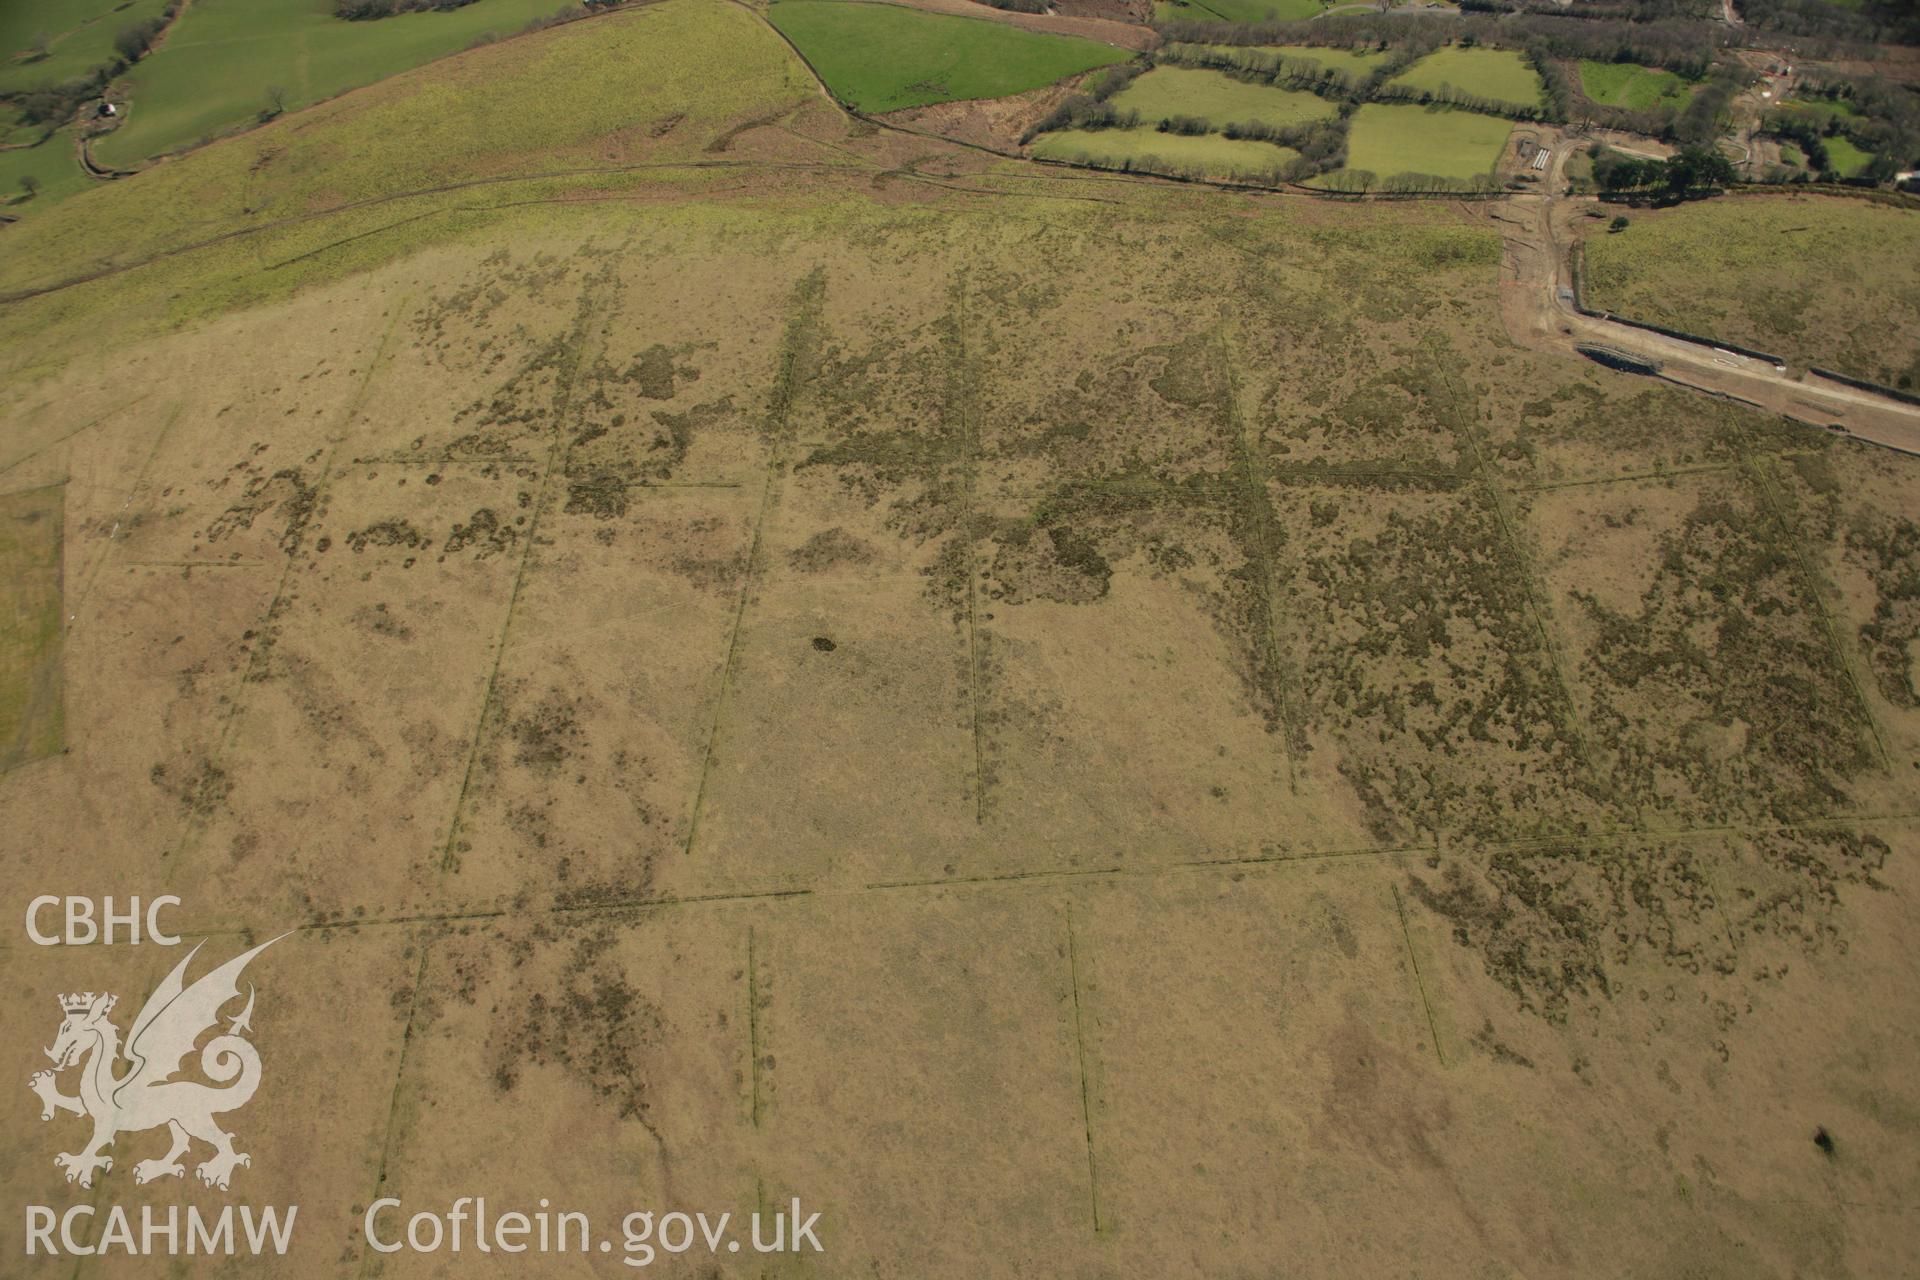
{"left": 28, "top": 936, "right": 284, "bottom": 1192}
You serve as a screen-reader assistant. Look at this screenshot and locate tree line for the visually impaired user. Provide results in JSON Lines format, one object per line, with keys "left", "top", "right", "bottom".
{"left": 1158, "top": 10, "right": 1733, "bottom": 80}
{"left": 333, "top": 0, "right": 478, "bottom": 17}
{"left": 1738, "top": 0, "right": 1920, "bottom": 48}
{"left": 1022, "top": 64, "right": 1146, "bottom": 141}
{"left": 1590, "top": 143, "right": 1736, "bottom": 197}
{"left": 1458, "top": 0, "right": 1719, "bottom": 21}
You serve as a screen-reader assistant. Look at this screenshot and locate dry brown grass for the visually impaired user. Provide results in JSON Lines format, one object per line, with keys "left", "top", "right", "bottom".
{"left": 2, "top": 9, "right": 1918, "bottom": 1275}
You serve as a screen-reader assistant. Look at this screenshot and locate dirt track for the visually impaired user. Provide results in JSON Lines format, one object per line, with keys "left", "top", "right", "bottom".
{"left": 1494, "top": 133, "right": 1920, "bottom": 456}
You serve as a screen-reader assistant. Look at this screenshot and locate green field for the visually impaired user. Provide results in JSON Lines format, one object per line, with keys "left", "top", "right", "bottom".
{"left": 0, "top": 0, "right": 817, "bottom": 307}
{"left": 1110, "top": 67, "right": 1336, "bottom": 131}
{"left": 0, "top": 131, "right": 91, "bottom": 216}
{"left": 1578, "top": 60, "right": 1696, "bottom": 111}
{"left": 1032, "top": 126, "right": 1299, "bottom": 179}
{"left": 0, "top": 0, "right": 173, "bottom": 95}
{"left": 1824, "top": 135, "right": 1875, "bottom": 177}
{"left": 0, "top": 109, "right": 43, "bottom": 147}
{"left": 1778, "top": 96, "right": 1864, "bottom": 123}
{"left": 767, "top": 0, "right": 1129, "bottom": 114}
{"left": 93, "top": 0, "right": 569, "bottom": 167}
{"left": 1, "top": 0, "right": 125, "bottom": 61}
{"left": 1324, "top": 102, "right": 1512, "bottom": 186}
{"left": 1155, "top": 0, "right": 1324, "bottom": 22}
{"left": 1386, "top": 45, "right": 1543, "bottom": 113}
{"left": 1583, "top": 195, "right": 1920, "bottom": 388}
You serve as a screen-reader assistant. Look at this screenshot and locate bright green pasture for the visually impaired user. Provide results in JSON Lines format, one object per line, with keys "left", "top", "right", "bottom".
{"left": 1823, "top": 135, "right": 1874, "bottom": 177}
{"left": 0, "top": 0, "right": 173, "bottom": 95}
{"left": 93, "top": 0, "right": 568, "bottom": 166}
{"left": 1325, "top": 102, "right": 1512, "bottom": 185}
{"left": 767, "top": 1, "right": 1129, "bottom": 114}
{"left": 1777, "top": 96, "right": 1863, "bottom": 124}
{"left": 1111, "top": 67, "right": 1336, "bottom": 131}
{"left": 1386, "top": 45, "right": 1543, "bottom": 113}
{"left": 1578, "top": 60, "right": 1695, "bottom": 111}
{"left": 0, "top": 132, "right": 91, "bottom": 216}
{"left": 1, "top": 0, "right": 128, "bottom": 62}
{"left": 0, "top": 0, "right": 817, "bottom": 303}
{"left": 1, "top": 108, "right": 46, "bottom": 146}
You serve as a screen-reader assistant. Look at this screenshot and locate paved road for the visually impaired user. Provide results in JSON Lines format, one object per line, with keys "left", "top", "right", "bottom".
{"left": 1493, "top": 134, "right": 1920, "bottom": 456}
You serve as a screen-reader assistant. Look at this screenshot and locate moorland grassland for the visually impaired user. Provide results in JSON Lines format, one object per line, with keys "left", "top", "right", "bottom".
{"left": 1031, "top": 123, "right": 1301, "bottom": 176}
{"left": 3, "top": 2, "right": 1919, "bottom": 1277}
{"left": 1583, "top": 194, "right": 1920, "bottom": 388}
{"left": 0, "top": 485, "right": 62, "bottom": 771}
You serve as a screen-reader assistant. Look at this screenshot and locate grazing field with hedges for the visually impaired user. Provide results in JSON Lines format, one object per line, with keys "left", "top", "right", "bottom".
{"left": 1577, "top": 60, "right": 1695, "bottom": 110}
{"left": 1108, "top": 66, "right": 1338, "bottom": 131}
{"left": 1385, "top": 45, "right": 1544, "bottom": 114}
{"left": 767, "top": 0, "right": 1129, "bottom": 113}
{"left": 0, "top": 132, "right": 90, "bottom": 216}
{"left": 1321, "top": 102, "right": 1513, "bottom": 187}
{"left": 0, "top": 0, "right": 172, "bottom": 94}
{"left": 1778, "top": 96, "right": 1864, "bottom": 124}
{"left": 1824, "top": 135, "right": 1875, "bottom": 176}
